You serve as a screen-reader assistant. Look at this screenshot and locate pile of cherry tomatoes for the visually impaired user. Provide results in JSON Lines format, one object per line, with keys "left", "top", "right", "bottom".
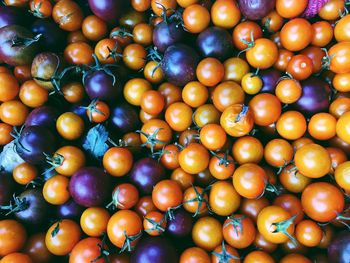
{"left": 0, "top": 0, "right": 350, "bottom": 262}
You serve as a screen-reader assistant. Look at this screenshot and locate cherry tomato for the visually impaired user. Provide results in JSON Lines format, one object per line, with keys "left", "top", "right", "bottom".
{"left": 220, "top": 104, "right": 254, "bottom": 137}
{"left": 133, "top": 23, "right": 153, "bottom": 46}
{"left": 209, "top": 181, "right": 240, "bottom": 216}
{"left": 276, "top": 0, "right": 308, "bottom": 18}
{"left": 262, "top": 10, "right": 284, "bottom": 32}
{"left": 13, "top": 162, "right": 37, "bottom": 185}
{"left": 0, "top": 220, "right": 27, "bottom": 257}
{"left": 223, "top": 57, "right": 250, "bottom": 82}
{"left": 0, "top": 72, "right": 19, "bottom": 102}
{"left": 246, "top": 38, "right": 278, "bottom": 69}
{"left": 249, "top": 93, "right": 281, "bottom": 126}
{"left": 1, "top": 252, "right": 33, "bottom": 263}
{"left": 328, "top": 42, "right": 350, "bottom": 74}
{"left": 61, "top": 82, "right": 85, "bottom": 103}
{"left": 140, "top": 119, "right": 172, "bottom": 151}
{"left": 241, "top": 73, "right": 263, "bottom": 95}
{"left": 212, "top": 81, "right": 245, "bottom": 112}
{"left": 43, "top": 174, "right": 70, "bottom": 205}
{"left": 295, "top": 219, "right": 322, "bottom": 247}
{"left": 183, "top": 4, "right": 210, "bottom": 33}
{"left": 336, "top": 111, "right": 350, "bottom": 143}
{"left": 193, "top": 104, "right": 221, "bottom": 128}
{"left": 275, "top": 78, "right": 302, "bottom": 104}
{"left": 308, "top": 113, "right": 337, "bottom": 140}
{"left": 209, "top": 153, "right": 235, "bottom": 180}
{"left": 312, "top": 21, "right": 333, "bottom": 47}
{"left": 233, "top": 21, "right": 262, "bottom": 51}
{"left": 80, "top": 207, "right": 110, "bottom": 237}
{"left": 318, "top": 0, "right": 345, "bottom": 20}
{"left": 171, "top": 167, "right": 194, "bottom": 190}
{"left": 143, "top": 211, "right": 166, "bottom": 236}
{"left": 274, "top": 49, "right": 294, "bottom": 72}
{"left": 19, "top": 80, "right": 48, "bottom": 108}
{"left": 182, "top": 81, "right": 208, "bottom": 108}
{"left": 86, "top": 100, "right": 110, "bottom": 123}
{"left": 165, "top": 102, "right": 193, "bottom": 132}
{"left": 82, "top": 15, "right": 108, "bottom": 41}
{"left": 196, "top": 57, "right": 224, "bottom": 87}
{"left": 140, "top": 90, "right": 165, "bottom": 116}
{"left": 56, "top": 112, "right": 84, "bottom": 140}
{"left": 286, "top": 54, "right": 313, "bottom": 80}
{"left": 211, "top": 0, "right": 240, "bottom": 29}
{"left": 264, "top": 139, "right": 293, "bottom": 168}
{"left": 280, "top": 18, "right": 313, "bottom": 51}
{"left": 0, "top": 100, "right": 28, "bottom": 126}
{"left": 158, "top": 82, "right": 182, "bottom": 107}
{"left": 0, "top": 123, "right": 13, "bottom": 146}
{"left": 335, "top": 161, "right": 350, "bottom": 192}
{"left": 179, "top": 247, "right": 211, "bottom": 263}
{"left": 124, "top": 78, "right": 152, "bottom": 106}
{"left": 64, "top": 42, "right": 94, "bottom": 65}
{"left": 151, "top": 0, "right": 177, "bottom": 16}
{"left": 69, "top": 237, "right": 106, "bottom": 263}
{"left": 144, "top": 61, "right": 164, "bottom": 84}
{"left": 212, "top": 243, "right": 240, "bottom": 263}
{"left": 45, "top": 219, "right": 81, "bottom": 256}
{"left": 243, "top": 251, "right": 275, "bottom": 263}
{"left": 152, "top": 179, "right": 183, "bottom": 211}
{"left": 276, "top": 111, "right": 307, "bottom": 140}
{"left": 240, "top": 197, "right": 270, "bottom": 222}
{"left": 52, "top": 0, "right": 84, "bottom": 31}
{"left": 24, "top": 233, "right": 52, "bottom": 263}
{"left": 199, "top": 124, "right": 226, "bottom": 151}
{"left": 122, "top": 44, "right": 147, "bottom": 71}
{"left": 192, "top": 216, "right": 223, "bottom": 251}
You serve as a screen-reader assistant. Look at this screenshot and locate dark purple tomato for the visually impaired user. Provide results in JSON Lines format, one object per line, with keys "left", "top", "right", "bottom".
{"left": 25, "top": 106, "right": 59, "bottom": 130}
{"left": 69, "top": 167, "right": 110, "bottom": 207}
{"left": 56, "top": 199, "right": 84, "bottom": 220}
{"left": 293, "top": 77, "right": 331, "bottom": 116}
{"left": 0, "top": 171, "right": 15, "bottom": 206}
{"left": 166, "top": 209, "right": 193, "bottom": 238}
{"left": 0, "top": 25, "right": 40, "bottom": 66}
{"left": 10, "top": 188, "right": 50, "bottom": 226}
{"left": 196, "top": 27, "right": 233, "bottom": 61}
{"left": 260, "top": 68, "right": 281, "bottom": 93}
{"left": 0, "top": 6, "right": 27, "bottom": 28}
{"left": 130, "top": 158, "right": 166, "bottom": 194}
{"left": 109, "top": 103, "right": 140, "bottom": 134}
{"left": 84, "top": 69, "right": 121, "bottom": 101}
{"left": 70, "top": 102, "right": 90, "bottom": 124}
{"left": 328, "top": 231, "right": 350, "bottom": 263}
{"left": 238, "top": 0, "right": 276, "bottom": 20}
{"left": 31, "top": 19, "right": 67, "bottom": 52}
{"left": 153, "top": 21, "right": 185, "bottom": 53}
{"left": 15, "top": 126, "right": 56, "bottom": 165}
{"left": 161, "top": 44, "right": 199, "bottom": 87}
{"left": 131, "top": 237, "right": 178, "bottom": 263}
{"left": 88, "top": 0, "right": 125, "bottom": 24}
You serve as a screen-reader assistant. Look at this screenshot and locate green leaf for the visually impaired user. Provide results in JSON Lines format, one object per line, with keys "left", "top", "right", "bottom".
{"left": 83, "top": 124, "right": 109, "bottom": 159}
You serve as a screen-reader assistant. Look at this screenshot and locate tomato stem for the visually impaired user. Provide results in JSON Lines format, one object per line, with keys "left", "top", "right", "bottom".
{"left": 271, "top": 214, "right": 297, "bottom": 244}
{"left": 211, "top": 240, "right": 241, "bottom": 262}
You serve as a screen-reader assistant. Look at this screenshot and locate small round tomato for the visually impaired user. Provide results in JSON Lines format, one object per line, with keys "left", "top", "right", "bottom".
{"left": 192, "top": 216, "right": 223, "bottom": 251}
{"left": 274, "top": 49, "right": 293, "bottom": 72}
{"left": 295, "top": 144, "right": 331, "bottom": 179}
{"left": 0, "top": 72, "right": 19, "bottom": 102}
{"left": 165, "top": 102, "right": 193, "bottom": 132}
{"left": 327, "top": 147, "right": 347, "bottom": 174}
{"left": 335, "top": 161, "right": 350, "bottom": 192}
{"left": 273, "top": 194, "right": 304, "bottom": 224}
{"left": 61, "top": 82, "right": 85, "bottom": 103}
{"left": 80, "top": 207, "right": 110, "bottom": 237}
{"left": 212, "top": 81, "right": 245, "bottom": 112}
{"left": 107, "top": 210, "right": 142, "bottom": 249}
{"left": 56, "top": 112, "right": 84, "bottom": 140}
{"left": 243, "top": 251, "right": 275, "bottom": 263}
{"left": 328, "top": 42, "right": 350, "bottom": 74}
{"left": 233, "top": 21, "right": 262, "bottom": 51}
{"left": 209, "top": 181, "right": 240, "bottom": 216}
{"left": 140, "top": 90, "right": 165, "bottom": 116}
{"left": 295, "top": 219, "right": 322, "bottom": 247}
{"left": 264, "top": 139, "right": 293, "bottom": 168}
{"left": 209, "top": 153, "right": 235, "bottom": 180}
{"left": 143, "top": 211, "right": 166, "bottom": 236}
{"left": 279, "top": 164, "right": 311, "bottom": 193}
{"left": 200, "top": 124, "right": 226, "bottom": 151}
{"left": 223, "top": 57, "right": 250, "bottom": 82}
{"left": 64, "top": 42, "right": 94, "bottom": 65}
{"left": 301, "top": 182, "right": 345, "bottom": 222}
{"left": 123, "top": 44, "right": 147, "bottom": 71}
{"left": 51, "top": 146, "right": 85, "bottom": 176}
{"left": 43, "top": 175, "right": 70, "bottom": 205}
{"left": 276, "top": 0, "right": 308, "bottom": 18}
{"left": 183, "top": 4, "right": 210, "bottom": 33}
{"left": 124, "top": 78, "right": 152, "bottom": 106}
{"left": 179, "top": 143, "right": 210, "bottom": 174}
{"left": 336, "top": 111, "right": 350, "bottom": 143}
{"left": 232, "top": 136, "right": 263, "bottom": 165}
{"left": 223, "top": 214, "right": 256, "bottom": 249}
{"left": 249, "top": 93, "right": 281, "bottom": 126}
{"left": 241, "top": 73, "right": 263, "bottom": 95}
{"left": 0, "top": 123, "right": 13, "bottom": 145}
{"left": 152, "top": 179, "right": 183, "bottom": 212}
{"left": 276, "top": 111, "right": 307, "bottom": 140}
{"left": 312, "top": 21, "right": 333, "bottom": 47}
{"left": 158, "top": 82, "right": 182, "bottom": 107}
{"left": 52, "top": 0, "right": 83, "bottom": 31}
{"left": 94, "top": 38, "right": 122, "bottom": 64}
{"left": 196, "top": 57, "right": 224, "bottom": 87}
{"left": 233, "top": 163, "right": 267, "bottom": 199}
{"left": 133, "top": 23, "right": 153, "bottom": 46}
{"left": 220, "top": 104, "right": 254, "bottom": 137}
{"left": 132, "top": 0, "right": 151, "bottom": 11}
{"left": 308, "top": 112, "right": 337, "bottom": 140}
{"left": 135, "top": 196, "right": 157, "bottom": 218}
{"left": 0, "top": 100, "right": 28, "bottom": 126}
{"left": 246, "top": 38, "right": 278, "bottom": 69}
{"left": 212, "top": 243, "right": 240, "bottom": 263}
{"left": 67, "top": 30, "right": 88, "bottom": 44}
{"left": 144, "top": 61, "right": 164, "bottom": 84}
{"left": 86, "top": 100, "right": 110, "bottom": 123}
{"left": 262, "top": 10, "right": 284, "bottom": 32}
{"left": 275, "top": 78, "right": 302, "bottom": 104}
{"left": 182, "top": 81, "right": 208, "bottom": 108}
{"left": 179, "top": 247, "right": 211, "bottom": 263}
{"left": 280, "top": 18, "right": 313, "bottom": 51}
{"left": 151, "top": 0, "right": 177, "bottom": 16}
{"left": 12, "top": 162, "right": 37, "bottom": 185}
{"left": 318, "top": 0, "right": 345, "bottom": 20}
{"left": 69, "top": 237, "right": 106, "bottom": 263}
{"left": 333, "top": 73, "right": 350, "bottom": 92}
{"left": 82, "top": 15, "right": 107, "bottom": 41}
{"left": 257, "top": 205, "right": 296, "bottom": 244}
{"left": 211, "top": 0, "right": 240, "bottom": 29}
{"left": 280, "top": 254, "right": 312, "bottom": 263}
{"left": 286, "top": 54, "right": 313, "bottom": 80}
{"left": 160, "top": 144, "right": 180, "bottom": 170}
{"left": 103, "top": 147, "right": 133, "bottom": 177}
{"left": 109, "top": 183, "right": 139, "bottom": 210}
{"left": 193, "top": 104, "right": 221, "bottom": 128}
{"left": 19, "top": 80, "right": 48, "bottom": 108}
{"left": 183, "top": 186, "right": 208, "bottom": 215}
{"left": 45, "top": 219, "right": 81, "bottom": 256}
{"left": 1, "top": 252, "right": 32, "bottom": 263}
{"left": 0, "top": 220, "right": 27, "bottom": 257}
{"left": 140, "top": 119, "right": 172, "bottom": 151}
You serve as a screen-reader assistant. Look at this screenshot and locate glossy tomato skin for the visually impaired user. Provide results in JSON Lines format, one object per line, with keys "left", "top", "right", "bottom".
{"left": 130, "top": 157, "right": 166, "bottom": 194}
{"left": 162, "top": 44, "right": 199, "bottom": 86}
{"left": 131, "top": 237, "right": 178, "bottom": 263}
{"left": 88, "top": 0, "right": 125, "bottom": 24}
{"left": 69, "top": 167, "right": 110, "bottom": 207}
{"left": 166, "top": 209, "right": 193, "bottom": 238}
{"left": 153, "top": 20, "right": 184, "bottom": 53}
{"left": 0, "top": 219, "right": 27, "bottom": 257}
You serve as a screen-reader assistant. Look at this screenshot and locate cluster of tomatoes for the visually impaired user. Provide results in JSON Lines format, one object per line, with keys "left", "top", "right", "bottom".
{"left": 1, "top": 0, "right": 350, "bottom": 262}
